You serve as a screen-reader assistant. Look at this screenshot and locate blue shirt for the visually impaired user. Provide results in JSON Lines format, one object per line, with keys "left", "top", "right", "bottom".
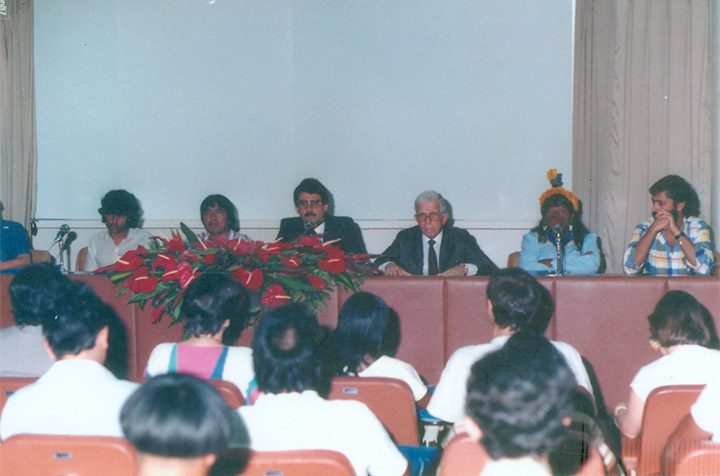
{"left": 0, "top": 219, "right": 30, "bottom": 266}
{"left": 519, "top": 230, "right": 601, "bottom": 276}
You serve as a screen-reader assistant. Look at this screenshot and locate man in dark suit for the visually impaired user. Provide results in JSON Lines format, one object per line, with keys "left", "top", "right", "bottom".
{"left": 276, "top": 178, "right": 367, "bottom": 254}
{"left": 375, "top": 191, "right": 497, "bottom": 276}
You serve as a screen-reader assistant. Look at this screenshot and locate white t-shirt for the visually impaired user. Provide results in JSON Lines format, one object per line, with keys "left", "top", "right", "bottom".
{"left": 427, "top": 335, "right": 593, "bottom": 424}
{"left": 0, "top": 359, "right": 138, "bottom": 440}
{"left": 358, "top": 355, "right": 427, "bottom": 401}
{"left": 238, "top": 390, "right": 408, "bottom": 476}
{"left": 630, "top": 345, "right": 720, "bottom": 402}
{"left": 144, "top": 343, "right": 255, "bottom": 399}
{"left": 85, "top": 228, "right": 153, "bottom": 272}
{"left": 691, "top": 376, "right": 720, "bottom": 441}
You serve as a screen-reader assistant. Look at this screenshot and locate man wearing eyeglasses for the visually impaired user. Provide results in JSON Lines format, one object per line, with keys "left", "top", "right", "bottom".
{"left": 375, "top": 191, "right": 497, "bottom": 276}
{"left": 276, "top": 178, "right": 367, "bottom": 254}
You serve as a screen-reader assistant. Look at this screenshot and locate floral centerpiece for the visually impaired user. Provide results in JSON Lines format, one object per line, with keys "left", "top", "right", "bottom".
{"left": 107, "top": 224, "right": 380, "bottom": 327}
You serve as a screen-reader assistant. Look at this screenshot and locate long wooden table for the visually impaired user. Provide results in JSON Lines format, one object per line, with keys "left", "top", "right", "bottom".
{"left": 2, "top": 274, "right": 718, "bottom": 411}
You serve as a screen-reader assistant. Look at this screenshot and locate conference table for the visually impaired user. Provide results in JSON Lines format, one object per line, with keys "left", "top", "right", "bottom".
{"left": 1, "top": 273, "right": 718, "bottom": 412}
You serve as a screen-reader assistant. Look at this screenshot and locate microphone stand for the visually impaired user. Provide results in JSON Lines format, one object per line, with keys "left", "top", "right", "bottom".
{"left": 554, "top": 228, "right": 564, "bottom": 277}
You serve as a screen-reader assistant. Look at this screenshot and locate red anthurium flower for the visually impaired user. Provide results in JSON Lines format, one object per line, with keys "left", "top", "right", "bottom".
{"left": 318, "top": 257, "right": 346, "bottom": 274}
{"left": 152, "top": 254, "right": 177, "bottom": 269}
{"left": 307, "top": 275, "right": 326, "bottom": 290}
{"left": 351, "top": 254, "right": 372, "bottom": 260}
{"left": 264, "top": 243, "right": 283, "bottom": 255}
{"left": 204, "top": 253, "right": 216, "bottom": 265}
{"left": 255, "top": 247, "right": 269, "bottom": 263}
{"left": 161, "top": 261, "right": 192, "bottom": 282}
{"left": 180, "top": 270, "right": 197, "bottom": 290}
{"left": 112, "top": 253, "right": 145, "bottom": 272}
{"left": 151, "top": 305, "right": 164, "bottom": 324}
{"left": 297, "top": 236, "right": 322, "bottom": 247}
{"left": 230, "top": 239, "right": 254, "bottom": 256}
{"left": 280, "top": 254, "right": 303, "bottom": 268}
{"left": 128, "top": 267, "right": 160, "bottom": 294}
{"left": 234, "top": 268, "right": 264, "bottom": 291}
{"left": 165, "top": 232, "right": 186, "bottom": 252}
{"left": 261, "top": 284, "right": 291, "bottom": 308}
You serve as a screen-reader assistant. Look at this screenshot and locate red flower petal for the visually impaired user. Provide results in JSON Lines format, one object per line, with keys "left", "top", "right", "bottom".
{"left": 204, "top": 253, "right": 216, "bottom": 265}
{"left": 234, "top": 268, "right": 264, "bottom": 291}
{"left": 128, "top": 267, "right": 159, "bottom": 293}
{"left": 307, "top": 275, "right": 327, "bottom": 290}
{"left": 280, "top": 254, "right": 303, "bottom": 268}
{"left": 151, "top": 305, "right": 164, "bottom": 324}
{"left": 318, "top": 258, "right": 346, "bottom": 274}
{"left": 261, "top": 284, "right": 291, "bottom": 308}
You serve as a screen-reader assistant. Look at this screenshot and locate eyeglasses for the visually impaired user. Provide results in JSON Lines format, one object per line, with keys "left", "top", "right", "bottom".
{"left": 415, "top": 212, "right": 443, "bottom": 222}
{"left": 298, "top": 200, "right": 323, "bottom": 208}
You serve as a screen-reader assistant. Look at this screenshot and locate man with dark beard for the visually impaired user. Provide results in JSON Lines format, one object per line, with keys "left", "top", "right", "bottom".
{"left": 276, "top": 178, "right": 366, "bottom": 254}
{"left": 624, "top": 175, "right": 714, "bottom": 275}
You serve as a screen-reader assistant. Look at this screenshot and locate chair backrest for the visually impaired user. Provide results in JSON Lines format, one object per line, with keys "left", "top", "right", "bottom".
{"left": 666, "top": 441, "right": 720, "bottom": 476}
{"left": 636, "top": 384, "right": 706, "bottom": 476}
{"left": 507, "top": 251, "right": 520, "bottom": 268}
{"left": 237, "top": 449, "right": 355, "bottom": 476}
{"left": 327, "top": 376, "right": 419, "bottom": 446}
{"left": 30, "top": 250, "right": 51, "bottom": 264}
{"left": 0, "top": 434, "right": 136, "bottom": 476}
{"left": 0, "top": 376, "right": 37, "bottom": 416}
{"left": 76, "top": 246, "right": 89, "bottom": 272}
{"left": 210, "top": 378, "right": 245, "bottom": 409}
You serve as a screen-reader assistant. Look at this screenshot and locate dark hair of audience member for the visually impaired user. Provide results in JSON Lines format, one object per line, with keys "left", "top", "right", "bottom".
{"left": 42, "top": 283, "right": 112, "bottom": 359}
{"left": 98, "top": 189, "right": 143, "bottom": 228}
{"left": 293, "top": 178, "right": 329, "bottom": 206}
{"left": 466, "top": 330, "right": 575, "bottom": 460}
{"left": 649, "top": 290, "right": 719, "bottom": 349}
{"left": 649, "top": 175, "right": 701, "bottom": 217}
{"left": 253, "top": 303, "right": 326, "bottom": 395}
{"left": 121, "top": 373, "right": 234, "bottom": 458}
{"left": 9, "top": 263, "right": 70, "bottom": 327}
{"left": 181, "top": 273, "right": 248, "bottom": 341}
{"left": 486, "top": 268, "right": 544, "bottom": 331}
{"left": 324, "top": 292, "right": 400, "bottom": 375}
{"left": 200, "top": 194, "right": 240, "bottom": 232}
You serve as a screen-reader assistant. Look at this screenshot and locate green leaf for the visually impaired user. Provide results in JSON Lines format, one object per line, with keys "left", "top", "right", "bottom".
{"left": 180, "top": 222, "right": 201, "bottom": 244}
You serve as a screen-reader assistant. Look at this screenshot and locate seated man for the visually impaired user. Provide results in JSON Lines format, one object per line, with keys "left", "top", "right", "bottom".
{"left": 427, "top": 268, "right": 592, "bottom": 424}
{"left": 0, "top": 283, "right": 138, "bottom": 440}
{"left": 276, "top": 178, "right": 366, "bottom": 254}
{"left": 375, "top": 191, "right": 497, "bottom": 276}
{"left": 624, "top": 175, "right": 715, "bottom": 275}
{"left": 0, "top": 264, "right": 70, "bottom": 377}
{"left": 121, "top": 374, "right": 236, "bottom": 476}
{"left": 519, "top": 170, "right": 602, "bottom": 275}
{"left": 85, "top": 189, "right": 153, "bottom": 272}
{"left": 462, "top": 330, "right": 576, "bottom": 476}
{"left": 198, "top": 194, "right": 251, "bottom": 245}
{"left": 238, "top": 303, "right": 408, "bottom": 476}
{"left": 0, "top": 201, "right": 31, "bottom": 273}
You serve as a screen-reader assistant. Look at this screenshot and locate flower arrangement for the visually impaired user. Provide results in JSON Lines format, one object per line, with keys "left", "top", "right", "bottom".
{"left": 107, "top": 224, "right": 380, "bottom": 327}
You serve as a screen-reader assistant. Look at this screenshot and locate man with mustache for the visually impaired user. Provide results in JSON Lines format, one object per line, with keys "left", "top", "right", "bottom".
{"left": 276, "top": 178, "right": 366, "bottom": 254}
{"left": 624, "top": 175, "right": 715, "bottom": 275}
{"left": 85, "top": 189, "right": 152, "bottom": 272}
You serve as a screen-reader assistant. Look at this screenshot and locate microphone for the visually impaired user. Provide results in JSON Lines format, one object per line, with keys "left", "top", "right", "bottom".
{"left": 304, "top": 220, "right": 317, "bottom": 238}
{"left": 61, "top": 231, "right": 77, "bottom": 251}
{"left": 53, "top": 224, "right": 70, "bottom": 243}
{"left": 551, "top": 224, "right": 564, "bottom": 237}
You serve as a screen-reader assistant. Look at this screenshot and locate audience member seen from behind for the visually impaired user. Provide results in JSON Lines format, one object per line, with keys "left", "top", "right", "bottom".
{"left": 519, "top": 169, "right": 602, "bottom": 275}
{"left": 198, "top": 194, "right": 251, "bottom": 245}
{"left": 121, "top": 373, "right": 236, "bottom": 476}
{"left": 624, "top": 175, "right": 715, "bottom": 276}
{"left": 238, "top": 303, "right": 408, "bottom": 476}
{"left": 85, "top": 189, "right": 152, "bottom": 272}
{"left": 615, "top": 290, "right": 720, "bottom": 438}
{"left": 323, "top": 291, "right": 429, "bottom": 406}
{"left": 427, "top": 268, "right": 592, "bottom": 425}
{"left": 463, "top": 330, "right": 576, "bottom": 476}
{"left": 0, "top": 200, "right": 31, "bottom": 273}
{"left": 0, "top": 263, "right": 70, "bottom": 377}
{"left": 144, "top": 273, "right": 256, "bottom": 403}
{"left": 0, "top": 284, "right": 138, "bottom": 440}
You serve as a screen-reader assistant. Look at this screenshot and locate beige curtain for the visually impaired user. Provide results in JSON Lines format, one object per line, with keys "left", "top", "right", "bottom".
{"left": 573, "top": 0, "right": 713, "bottom": 274}
{"left": 0, "top": 0, "right": 37, "bottom": 232}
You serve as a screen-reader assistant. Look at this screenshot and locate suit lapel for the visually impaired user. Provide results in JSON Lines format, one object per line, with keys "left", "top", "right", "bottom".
{"left": 439, "top": 228, "right": 454, "bottom": 272}
{"left": 411, "top": 227, "right": 424, "bottom": 275}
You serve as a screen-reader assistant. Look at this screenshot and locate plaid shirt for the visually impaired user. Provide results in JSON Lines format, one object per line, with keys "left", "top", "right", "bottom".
{"left": 623, "top": 216, "right": 715, "bottom": 276}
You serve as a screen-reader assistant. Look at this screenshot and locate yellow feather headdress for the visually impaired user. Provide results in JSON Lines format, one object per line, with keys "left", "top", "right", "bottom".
{"left": 538, "top": 169, "right": 579, "bottom": 211}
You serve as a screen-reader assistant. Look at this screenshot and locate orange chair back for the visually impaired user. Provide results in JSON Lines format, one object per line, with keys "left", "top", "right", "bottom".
{"left": 631, "top": 385, "right": 706, "bottom": 476}
{"left": 0, "top": 376, "right": 37, "bottom": 416}
{"left": 0, "top": 434, "right": 136, "bottom": 476}
{"left": 210, "top": 378, "right": 245, "bottom": 409}
{"left": 238, "top": 449, "right": 355, "bottom": 476}
{"left": 76, "top": 246, "right": 89, "bottom": 272}
{"left": 667, "top": 441, "right": 720, "bottom": 476}
{"left": 327, "top": 376, "right": 419, "bottom": 446}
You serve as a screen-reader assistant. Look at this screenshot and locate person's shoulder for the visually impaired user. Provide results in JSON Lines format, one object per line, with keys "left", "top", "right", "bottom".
{"left": 396, "top": 225, "right": 421, "bottom": 238}
{"left": 444, "top": 225, "right": 475, "bottom": 240}
{"left": 130, "top": 228, "right": 153, "bottom": 238}
{"left": 226, "top": 345, "right": 253, "bottom": 359}
{"left": 327, "top": 215, "right": 359, "bottom": 226}
{"left": 1, "top": 220, "right": 24, "bottom": 231}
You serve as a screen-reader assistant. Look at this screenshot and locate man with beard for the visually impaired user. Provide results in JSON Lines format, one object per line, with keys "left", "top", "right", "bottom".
{"left": 624, "top": 175, "right": 715, "bottom": 275}
{"left": 85, "top": 190, "right": 153, "bottom": 272}
{"left": 198, "top": 194, "right": 251, "bottom": 245}
{"left": 276, "top": 178, "right": 366, "bottom": 254}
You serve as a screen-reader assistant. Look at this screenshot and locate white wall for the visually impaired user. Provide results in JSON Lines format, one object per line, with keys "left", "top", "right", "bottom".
{"left": 33, "top": 1, "right": 574, "bottom": 228}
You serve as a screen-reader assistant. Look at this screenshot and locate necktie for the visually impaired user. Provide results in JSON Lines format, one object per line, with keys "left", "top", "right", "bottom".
{"left": 428, "top": 239, "right": 439, "bottom": 275}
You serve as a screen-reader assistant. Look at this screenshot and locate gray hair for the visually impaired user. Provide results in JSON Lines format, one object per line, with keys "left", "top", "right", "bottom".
{"left": 414, "top": 191, "right": 448, "bottom": 214}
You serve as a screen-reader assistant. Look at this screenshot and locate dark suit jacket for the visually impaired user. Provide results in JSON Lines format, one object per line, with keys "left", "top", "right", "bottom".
{"left": 375, "top": 225, "right": 497, "bottom": 276}
{"left": 276, "top": 215, "right": 367, "bottom": 254}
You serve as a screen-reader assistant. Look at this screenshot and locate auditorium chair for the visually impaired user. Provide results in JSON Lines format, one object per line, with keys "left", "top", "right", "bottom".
{"left": 209, "top": 378, "right": 245, "bottom": 409}
{"left": 662, "top": 440, "right": 720, "bottom": 476}
{"left": 621, "top": 384, "right": 705, "bottom": 476}
{"left": 0, "top": 376, "right": 37, "bottom": 416}
{"left": 437, "top": 432, "right": 606, "bottom": 476}
{"left": 75, "top": 246, "right": 89, "bottom": 272}
{"left": 327, "top": 376, "right": 419, "bottom": 446}
{"left": 30, "top": 250, "right": 51, "bottom": 264}
{"left": 0, "top": 434, "right": 136, "bottom": 476}
{"left": 232, "top": 449, "right": 355, "bottom": 476}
